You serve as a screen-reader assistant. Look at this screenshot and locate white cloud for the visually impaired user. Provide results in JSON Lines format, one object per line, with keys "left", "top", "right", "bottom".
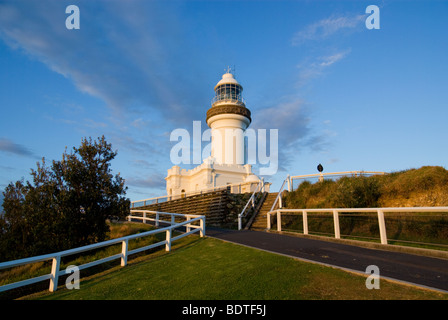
{"left": 296, "top": 49, "right": 351, "bottom": 86}
{"left": 0, "top": 0, "right": 206, "bottom": 125}
{"left": 319, "top": 50, "right": 350, "bottom": 67}
{"left": 291, "top": 14, "right": 365, "bottom": 46}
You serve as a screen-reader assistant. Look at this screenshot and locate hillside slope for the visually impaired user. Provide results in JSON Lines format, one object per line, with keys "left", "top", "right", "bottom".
{"left": 284, "top": 166, "right": 448, "bottom": 209}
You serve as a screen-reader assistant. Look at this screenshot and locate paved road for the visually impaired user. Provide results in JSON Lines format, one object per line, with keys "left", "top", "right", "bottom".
{"left": 206, "top": 227, "right": 448, "bottom": 293}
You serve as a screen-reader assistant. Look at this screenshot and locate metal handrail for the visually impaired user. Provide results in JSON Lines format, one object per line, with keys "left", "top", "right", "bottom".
{"left": 290, "top": 171, "right": 385, "bottom": 180}
{"left": 238, "top": 179, "right": 264, "bottom": 230}
{"left": 270, "top": 175, "right": 289, "bottom": 212}
{"left": 289, "top": 171, "right": 386, "bottom": 190}
{"left": 269, "top": 171, "right": 386, "bottom": 212}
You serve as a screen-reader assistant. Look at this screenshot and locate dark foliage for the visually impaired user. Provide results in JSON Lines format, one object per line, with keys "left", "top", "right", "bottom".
{"left": 0, "top": 136, "right": 130, "bottom": 262}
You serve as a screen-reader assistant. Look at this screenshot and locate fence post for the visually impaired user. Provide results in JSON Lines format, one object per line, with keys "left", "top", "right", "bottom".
{"left": 277, "top": 210, "right": 282, "bottom": 232}
{"left": 49, "top": 256, "right": 61, "bottom": 292}
{"left": 155, "top": 212, "right": 159, "bottom": 227}
{"left": 186, "top": 216, "right": 191, "bottom": 233}
{"left": 303, "top": 210, "right": 308, "bottom": 235}
{"left": 166, "top": 228, "right": 172, "bottom": 251}
{"left": 143, "top": 212, "right": 147, "bottom": 224}
{"left": 267, "top": 212, "right": 271, "bottom": 230}
{"left": 200, "top": 216, "right": 205, "bottom": 237}
{"left": 377, "top": 209, "right": 388, "bottom": 245}
{"left": 333, "top": 210, "right": 340, "bottom": 239}
{"left": 121, "top": 239, "right": 128, "bottom": 267}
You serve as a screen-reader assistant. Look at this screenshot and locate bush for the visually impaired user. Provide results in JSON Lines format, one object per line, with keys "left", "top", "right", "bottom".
{"left": 0, "top": 136, "right": 130, "bottom": 262}
{"left": 329, "top": 176, "right": 380, "bottom": 208}
{"left": 284, "top": 166, "right": 448, "bottom": 209}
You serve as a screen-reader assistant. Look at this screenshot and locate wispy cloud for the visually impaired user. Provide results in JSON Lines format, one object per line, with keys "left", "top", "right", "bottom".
{"left": 0, "top": 0, "right": 206, "bottom": 125}
{"left": 253, "top": 99, "right": 310, "bottom": 148}
{"left": 266, "top": 14, "right": 360, "bottom": 173}
{"left": 0, "top": 138, "right": 38, "bottom": 158}
{"left": 252, "top": 97, "right": 333, "bottom": 173}
{"left": 291, "top": 14, "right": 365, "bottom": 46}
{"left": 126, "top": 173, "right": 166, "bottom": 189}
{"left": 297, "top": 49, "right": 351, "bottom": 85}
{"left": 319, "top": 51, "right": 350, "bottom": 67}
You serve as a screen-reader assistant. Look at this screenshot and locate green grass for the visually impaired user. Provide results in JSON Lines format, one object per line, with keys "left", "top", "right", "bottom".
{"left": 0, "top": 222, "right": 158, "bottom": 299}
{"left": 27, "top": 236, "right": 447, "bottom": 300}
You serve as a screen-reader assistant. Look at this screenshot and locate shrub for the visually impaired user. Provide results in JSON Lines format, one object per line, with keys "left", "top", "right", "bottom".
{"left": 0, "top": 136, "right": 130, "bottom": 262}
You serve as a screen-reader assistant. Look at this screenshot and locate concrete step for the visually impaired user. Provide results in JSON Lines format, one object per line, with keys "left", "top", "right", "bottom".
{"left": 249, "top": 193, "right": 279, "bottom": 230}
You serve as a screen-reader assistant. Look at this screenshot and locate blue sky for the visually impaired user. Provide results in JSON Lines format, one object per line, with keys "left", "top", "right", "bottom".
{"left": 0, "top": 0, "right": 447, "bottom": 203}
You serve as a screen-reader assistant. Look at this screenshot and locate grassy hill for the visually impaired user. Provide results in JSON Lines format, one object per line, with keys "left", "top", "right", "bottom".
{"left": 281, "top": 166, "right": 448, "bottom": 248}
{"left": 284, "top": 166, "right": 448, "bottom": 209}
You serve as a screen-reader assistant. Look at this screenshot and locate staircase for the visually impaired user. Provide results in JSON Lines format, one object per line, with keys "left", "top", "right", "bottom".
{"left": 135, "top": 190, "right": 230, "bottom": 227}
{"left": 250, "top": 192, "right": 279, "bottom": 231}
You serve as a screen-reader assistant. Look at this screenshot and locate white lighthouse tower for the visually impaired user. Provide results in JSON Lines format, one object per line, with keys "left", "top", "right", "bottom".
{"left": 165, "top": 68, "right": 268, "bottom": 198}
{"left": 207, "top": 69, "right": 251, "bottom": 165}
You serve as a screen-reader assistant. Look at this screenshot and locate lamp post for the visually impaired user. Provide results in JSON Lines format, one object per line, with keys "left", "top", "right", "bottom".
{"left": 317, "top": 163, "right": 324, "bottom": 182}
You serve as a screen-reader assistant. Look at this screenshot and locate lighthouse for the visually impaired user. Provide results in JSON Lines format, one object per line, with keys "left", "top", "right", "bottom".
{"left": 165, "top": 68, "right": 269, "bottom": 198}
{"left": 206, "top": 69, "right": 251, "bottom": 165}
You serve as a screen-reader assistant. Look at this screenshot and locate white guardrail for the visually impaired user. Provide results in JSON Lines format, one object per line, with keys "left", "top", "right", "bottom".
{"left": 0, "top": 211, "right": 205, "bottom": 293}
{"left": 269, "top": 171, "right": 387, "bottom": 217}
{"left": 238, "top": 179, "right": 265, "bottom": 230}
{"left": 267, "top": 207, "right": 448, "bottom": 245}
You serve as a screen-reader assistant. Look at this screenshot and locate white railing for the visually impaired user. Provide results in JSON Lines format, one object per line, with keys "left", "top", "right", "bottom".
{"left": 0, "top": 212, "right": 205, "bottom": 293}
{"left": 269, "top": 171, "right": 386, "bottom": 213}
{"left": 127, "top": 210, "right": 205, "bottom": 235}
{"left": 131, "top": 181, "right": 259, "bottom": 208}
{"left": 289, "top": 171, "right": 385, "bottom": 191}
{"left": 211, "top": 94, "right": 246, "bottom": 106}
{"left": 269, "top": 175, "right": 289, "bottom": 212}
{"left": 238, "top": 179, "right": 265, "bottom": 230}
{"left": 266, "top": 207, "right": 448, "bottom": 246}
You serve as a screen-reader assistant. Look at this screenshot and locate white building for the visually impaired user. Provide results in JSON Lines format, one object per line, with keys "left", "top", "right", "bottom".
{"left": 165, "top": 70, "right": 268, "bottom": 197}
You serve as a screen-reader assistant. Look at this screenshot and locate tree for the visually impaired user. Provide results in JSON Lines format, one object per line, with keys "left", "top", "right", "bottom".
{"left": 0, "top": 136, "right": 130, "bottom": 261}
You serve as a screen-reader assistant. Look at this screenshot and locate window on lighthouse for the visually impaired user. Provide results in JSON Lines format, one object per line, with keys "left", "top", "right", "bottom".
{"left": 215, "top": 84, "right": 241, "bottom": 101}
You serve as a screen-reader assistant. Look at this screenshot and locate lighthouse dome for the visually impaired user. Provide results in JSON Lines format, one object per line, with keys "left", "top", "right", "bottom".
{"left": 214, "top": 72, "right": 241, "bottom": 90}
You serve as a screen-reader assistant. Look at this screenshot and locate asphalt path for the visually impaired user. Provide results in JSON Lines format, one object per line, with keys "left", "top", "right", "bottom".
{"left": 206, "top": 227, "right": 448, "bottom": 293}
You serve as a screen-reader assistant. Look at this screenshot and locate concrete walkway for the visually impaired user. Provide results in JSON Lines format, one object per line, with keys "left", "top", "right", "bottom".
{"left": 206, "top": 227, "right": 448, "bottom": 293}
